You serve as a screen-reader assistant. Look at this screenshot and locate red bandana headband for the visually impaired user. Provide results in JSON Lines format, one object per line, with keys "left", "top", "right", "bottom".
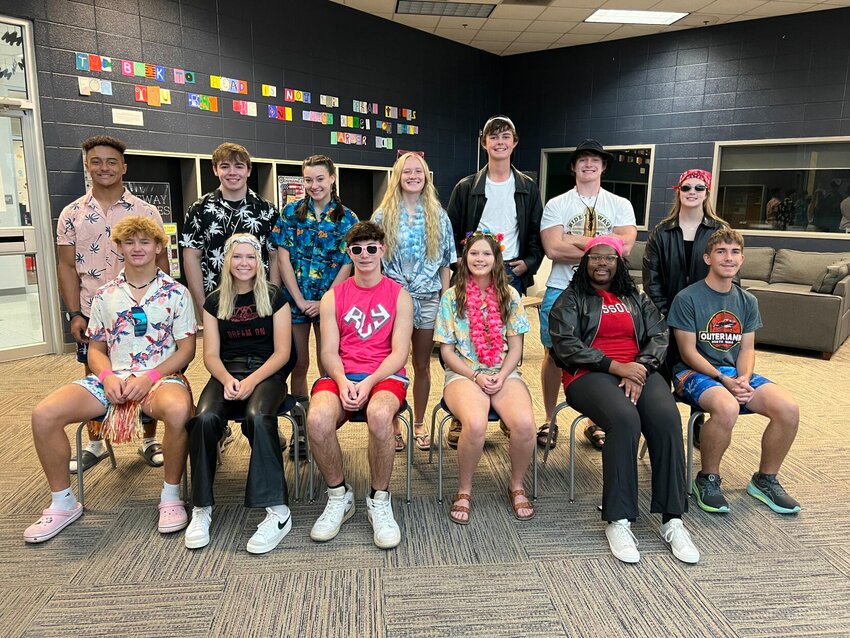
{"left": 674, "top": 169, "right": 712, "bottom": 191}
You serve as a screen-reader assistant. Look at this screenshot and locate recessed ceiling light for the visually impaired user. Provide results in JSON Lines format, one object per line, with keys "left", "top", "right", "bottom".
{"left": 585, "top": 9, "right": 688, "bottom": 25}
{"left": 396, "top": 1, "right": 496, "bottom": 18}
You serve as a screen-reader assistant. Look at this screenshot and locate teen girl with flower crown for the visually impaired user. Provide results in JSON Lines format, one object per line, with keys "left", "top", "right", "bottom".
{"left": 433, "top": 229, "right": 536, "bottom": 524}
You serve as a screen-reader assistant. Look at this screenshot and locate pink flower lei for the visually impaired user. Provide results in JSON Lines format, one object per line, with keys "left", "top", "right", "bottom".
{"left": 467, "top": 281, "right": 504, "bottom": 368}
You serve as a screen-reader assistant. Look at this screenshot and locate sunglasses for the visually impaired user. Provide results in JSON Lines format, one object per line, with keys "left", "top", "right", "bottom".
{"left": 349, "top": 244, "right": 380, "bottom": 255}
{"left": 679, "top": 184, "right": 707, "bottom": 192}
{"left": 131, "top": 305, "right": 148, "bottom": 337}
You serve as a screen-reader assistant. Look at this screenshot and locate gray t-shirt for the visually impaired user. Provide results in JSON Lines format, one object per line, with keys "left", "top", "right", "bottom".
{"left": 666, "top": 280, "right": 762, "bottom": 375}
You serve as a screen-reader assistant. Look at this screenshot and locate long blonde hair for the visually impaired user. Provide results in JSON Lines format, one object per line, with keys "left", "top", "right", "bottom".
{"left": 216, "top": 233, "right": 274, "bottom": 320}
{"left": 662, "top": 185, "right": 725, "bottom": 225}
{"left": 373, "top": 153, "right": 443, "bottom": 261}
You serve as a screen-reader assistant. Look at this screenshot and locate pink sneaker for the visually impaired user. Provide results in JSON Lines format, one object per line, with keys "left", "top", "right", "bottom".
{"left": 158, "top": 500, "right": 188, "bottom": 533}
{"left": 24, "top": 503, "right": 83, "bottom": 543}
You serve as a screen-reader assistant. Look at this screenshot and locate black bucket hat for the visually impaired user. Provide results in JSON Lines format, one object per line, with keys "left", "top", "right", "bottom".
{"left": 569, "top": 139, "right": 613, "bottom": 165}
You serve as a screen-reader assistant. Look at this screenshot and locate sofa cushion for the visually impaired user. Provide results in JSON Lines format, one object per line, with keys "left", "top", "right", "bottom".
{"left": 769, "top": 249, "right": 850, "bottom": 286}
{"left": 627, "top": 240, "right": 645, "bottom": 271}
{"left": 739, "top": 247, "right": 775, "bottom": 283}
{"left": 811, "top": 259, "right": 850, "bottom": 294}
{"left": 740, "top": 278, "right": 769, "bottom": 289}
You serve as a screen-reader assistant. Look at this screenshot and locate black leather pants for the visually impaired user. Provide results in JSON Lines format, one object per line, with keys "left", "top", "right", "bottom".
{"left": 186, "top": 362, "right": 288, "bottom": 508}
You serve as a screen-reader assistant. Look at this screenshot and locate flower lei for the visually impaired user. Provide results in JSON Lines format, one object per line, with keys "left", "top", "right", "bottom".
{"left": 467, "top": 281, "right": 504, "bottom": 368}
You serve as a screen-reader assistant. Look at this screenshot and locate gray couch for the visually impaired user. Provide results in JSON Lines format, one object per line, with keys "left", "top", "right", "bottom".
{"left": 740, "top": 248, "right": 850, "bottom": 358}
{"left": 632, "top": 240, "right": 850, "bottom": 358}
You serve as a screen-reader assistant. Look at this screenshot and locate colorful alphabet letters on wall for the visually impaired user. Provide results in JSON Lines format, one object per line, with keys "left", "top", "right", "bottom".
{"left": 284, "top": 88, "right": 311, "bottom": 104}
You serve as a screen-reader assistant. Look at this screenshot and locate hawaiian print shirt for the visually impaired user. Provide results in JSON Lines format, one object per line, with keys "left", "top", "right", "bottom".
{"left": 56, "top": 188, "right": 163, "bottom": 315}
{"left": 434, "top": 286, "right": 529, "bottom": 372}
{"left": 86, "top": 269, "right": 197, "bottom": 375}
{"left": 180, "top": 188, "right": 278, "bottom": 293}
{"left": 271, "top": 198, "right": 359, "bottom": 302}
{"left": 373, "top": 203, "right": 456, "bottom": 298}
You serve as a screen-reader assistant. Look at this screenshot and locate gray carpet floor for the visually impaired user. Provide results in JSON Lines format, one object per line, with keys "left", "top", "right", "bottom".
{"left": 2, "top": 311, "right": 848, "bottom": 637}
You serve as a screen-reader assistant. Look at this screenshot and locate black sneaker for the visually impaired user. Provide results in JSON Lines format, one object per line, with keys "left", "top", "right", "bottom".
{"left": 692, "top": 472, "right": 729, "bottom": 513}
{"left": 747, "top": 473, "right": 801, "bottom": 514}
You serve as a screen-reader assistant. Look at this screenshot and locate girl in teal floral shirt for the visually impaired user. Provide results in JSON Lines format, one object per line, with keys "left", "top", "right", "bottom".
{"left": 272, "top": 155, "right": 358, "bottom": 398}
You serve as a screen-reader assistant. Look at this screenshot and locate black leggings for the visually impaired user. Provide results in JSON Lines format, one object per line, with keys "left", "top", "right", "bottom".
{"left": 566, "top": 371, "right": 686, "bottom": 522}
{"left": 186, "top": 373, "right": 288, "bottom": 508}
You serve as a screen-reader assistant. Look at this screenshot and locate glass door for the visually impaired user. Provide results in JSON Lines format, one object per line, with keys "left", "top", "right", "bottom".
{"left": 0, "top": 16, "right": 57, "bottom": 361}
{"left": 0, "top": 113, "right": 52, "bottom": 359}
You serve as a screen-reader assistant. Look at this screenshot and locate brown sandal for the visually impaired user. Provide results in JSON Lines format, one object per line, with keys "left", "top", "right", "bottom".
{"left": 509, "top": 489, "right": 535, "bottom": 521}
{"left": 583, "top": 423, "right": 605, "bottom": 450}
{"left": 449, "top": 493, "right": 472, "bottom": 525}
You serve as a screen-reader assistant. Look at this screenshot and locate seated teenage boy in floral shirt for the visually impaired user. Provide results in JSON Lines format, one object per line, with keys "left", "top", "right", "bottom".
{"left": 25, "top": 216, "right": 197, "bottom": 543}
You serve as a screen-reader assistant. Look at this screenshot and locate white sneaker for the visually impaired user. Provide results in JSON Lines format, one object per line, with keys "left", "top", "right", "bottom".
{"left": 366, "top": 490, "right": 401, "bottom": 549}
{"left": 660, "top": 518, "right": 700, "bottom": 564}
{"left": 247, "top": 508, "right": 292, "bottom": 554}
{"left": 310, "top": 484, "right": 355, "bottom": 542}
{"left": 605, "top": 519, "right": 640, "bottom": 563}
{"left": 184, "top": 507, "right": 212, "bottom": 549}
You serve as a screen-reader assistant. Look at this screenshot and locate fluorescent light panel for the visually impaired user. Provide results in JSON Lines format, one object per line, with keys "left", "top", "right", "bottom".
{"left": 396, "top": 1, "right": 496, "bottom": 18}
{"left": 585, "top": 9, "right": 687, "bottom": 25}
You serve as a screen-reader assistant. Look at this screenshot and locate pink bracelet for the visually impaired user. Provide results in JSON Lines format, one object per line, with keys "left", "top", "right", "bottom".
{"left": 97, "top": 369, "right": 115, "bottom": 383}
{"left": 145, "top": 369, "right": 163, "bottom": 384}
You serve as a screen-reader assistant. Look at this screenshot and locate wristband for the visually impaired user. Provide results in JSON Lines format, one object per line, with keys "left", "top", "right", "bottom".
{"left": 97, "top": 369, "right": 115, "bottom": 383}
{"left": 145, "top": 369, "right": 163, "bottom": 384}
{"left": 471, "top": 370, "right": 481, "bottom": 383}
{"left": 713, "top": 373, "right": 724, "bottom": 382}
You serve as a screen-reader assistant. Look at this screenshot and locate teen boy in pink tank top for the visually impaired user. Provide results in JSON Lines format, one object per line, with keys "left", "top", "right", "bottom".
{"left": 306, "top": 221, "right": 413, "bottom": 550}
{"left": 335, "top": 276, "right": 406, "bottom": 379}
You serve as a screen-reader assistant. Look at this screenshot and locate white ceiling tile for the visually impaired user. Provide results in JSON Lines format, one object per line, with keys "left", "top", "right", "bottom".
{"left": 650, "top": 0, "right": 713, "bottom": 10}
{"left": 490, "top": 4, "right": 545, "bottom": 20}
{"left": 555, "top": 33, "right": 605, "bottom": 45}
{"left": 434, "top": 27, "right": 479, "bottom": 43}
{"left": 746, "top": 1, "right": 818, "bottom": 13}
{"left": 392, "top": 15, "right": 441, "bottom": 29}
{"left": 473, "top": 29, "right": 522, "bottom": 42}
{"left": 438, "top": 16, "right": 488, "bottom": 29}
{"left": 512, "top": 31, "right": 565, "bottom": 44}
{"left": 344, "top": 0, "right": 395, "bottom": 12}
{"left": 502, "top": 42, "right": 550, "bottom": 55}
{"left": 525, "top": 20, "right": 581, "bottom": 33}
{"left": 548, "top": 0, "right": 609, "bottom": 7}
{"left": 538, "top": 7, "right": 596, "bottom": 21}
{"left": 482, "top": 18, "right": 533, "bottom": 30}
{"left": 569, "top": 22, "right": 623, "bottom": 35}
{"left": 673, "top": 13, "right": 729, "bottom": 26}
{"left": 603, "top": 0, "right": 662, "bottom": 8}
{"left": 701, "top": 0, "right": 768, "bottom": 13}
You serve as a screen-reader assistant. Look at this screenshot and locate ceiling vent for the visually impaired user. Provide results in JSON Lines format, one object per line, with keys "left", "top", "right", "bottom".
{"left": 396, "top": 1, "right": 496, "bottom": 18}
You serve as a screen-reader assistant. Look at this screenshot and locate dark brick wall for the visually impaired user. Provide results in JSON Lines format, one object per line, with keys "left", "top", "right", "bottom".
{"left": 501, "top": 7, "right": 850, "bottom": 250}
{"left": 5, "top": 1, "right": 850, "bottom": 251}
{"left": 5, "top": 0, "right": 501, "bottom": 216}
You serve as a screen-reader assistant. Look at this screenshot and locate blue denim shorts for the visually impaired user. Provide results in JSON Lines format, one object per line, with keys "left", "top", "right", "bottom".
{"left": 73, "top": 373, "right": 188, "bottom": 409}
{"left": 539, "top": 286, "right": 566, "bottom": 349}
{"left": 674, "top": 366, "right": 773, "bottom": 414}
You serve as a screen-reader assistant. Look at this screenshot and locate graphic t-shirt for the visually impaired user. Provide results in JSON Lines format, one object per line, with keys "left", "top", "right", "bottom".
{"left": 540, "top": 188, "right": 636, "bottom": 290}
{"left": 561, "top": 290, "right": 639, "bottom": 389}
{"left": 334, "top": 276, "right": 405, "bottom": 377}
{"left": 203, "top": 287, "right": 285, "bottom": 362}
{"left": 666, "top": 280, "right": 762, "bottom": 375}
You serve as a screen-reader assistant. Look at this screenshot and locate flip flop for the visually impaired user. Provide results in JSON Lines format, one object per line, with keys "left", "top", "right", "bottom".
{"left": 394, "top": 433, "right": 405, "bottom": 453}
{"left": 584, "top": 423, "right": 605, "bottom": 449}
{"left": 413, "top": 432, "right": 431, "bottom": 451}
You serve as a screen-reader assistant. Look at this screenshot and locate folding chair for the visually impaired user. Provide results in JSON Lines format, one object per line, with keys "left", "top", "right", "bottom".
{"left": 429, "top": 398, "right": 539, "bottom": 504}
{"left": 306, "top": 401, "right": 415, "bottom": 504}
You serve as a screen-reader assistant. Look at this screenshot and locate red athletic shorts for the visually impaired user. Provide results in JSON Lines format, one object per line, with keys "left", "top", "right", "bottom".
{"left": 311, "top": 374, "right": 407, "bottom": 422}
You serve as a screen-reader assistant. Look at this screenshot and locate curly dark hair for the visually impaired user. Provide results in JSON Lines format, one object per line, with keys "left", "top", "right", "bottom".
{"left": 569, "top": 251, "right": 637, "bottom": 297}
